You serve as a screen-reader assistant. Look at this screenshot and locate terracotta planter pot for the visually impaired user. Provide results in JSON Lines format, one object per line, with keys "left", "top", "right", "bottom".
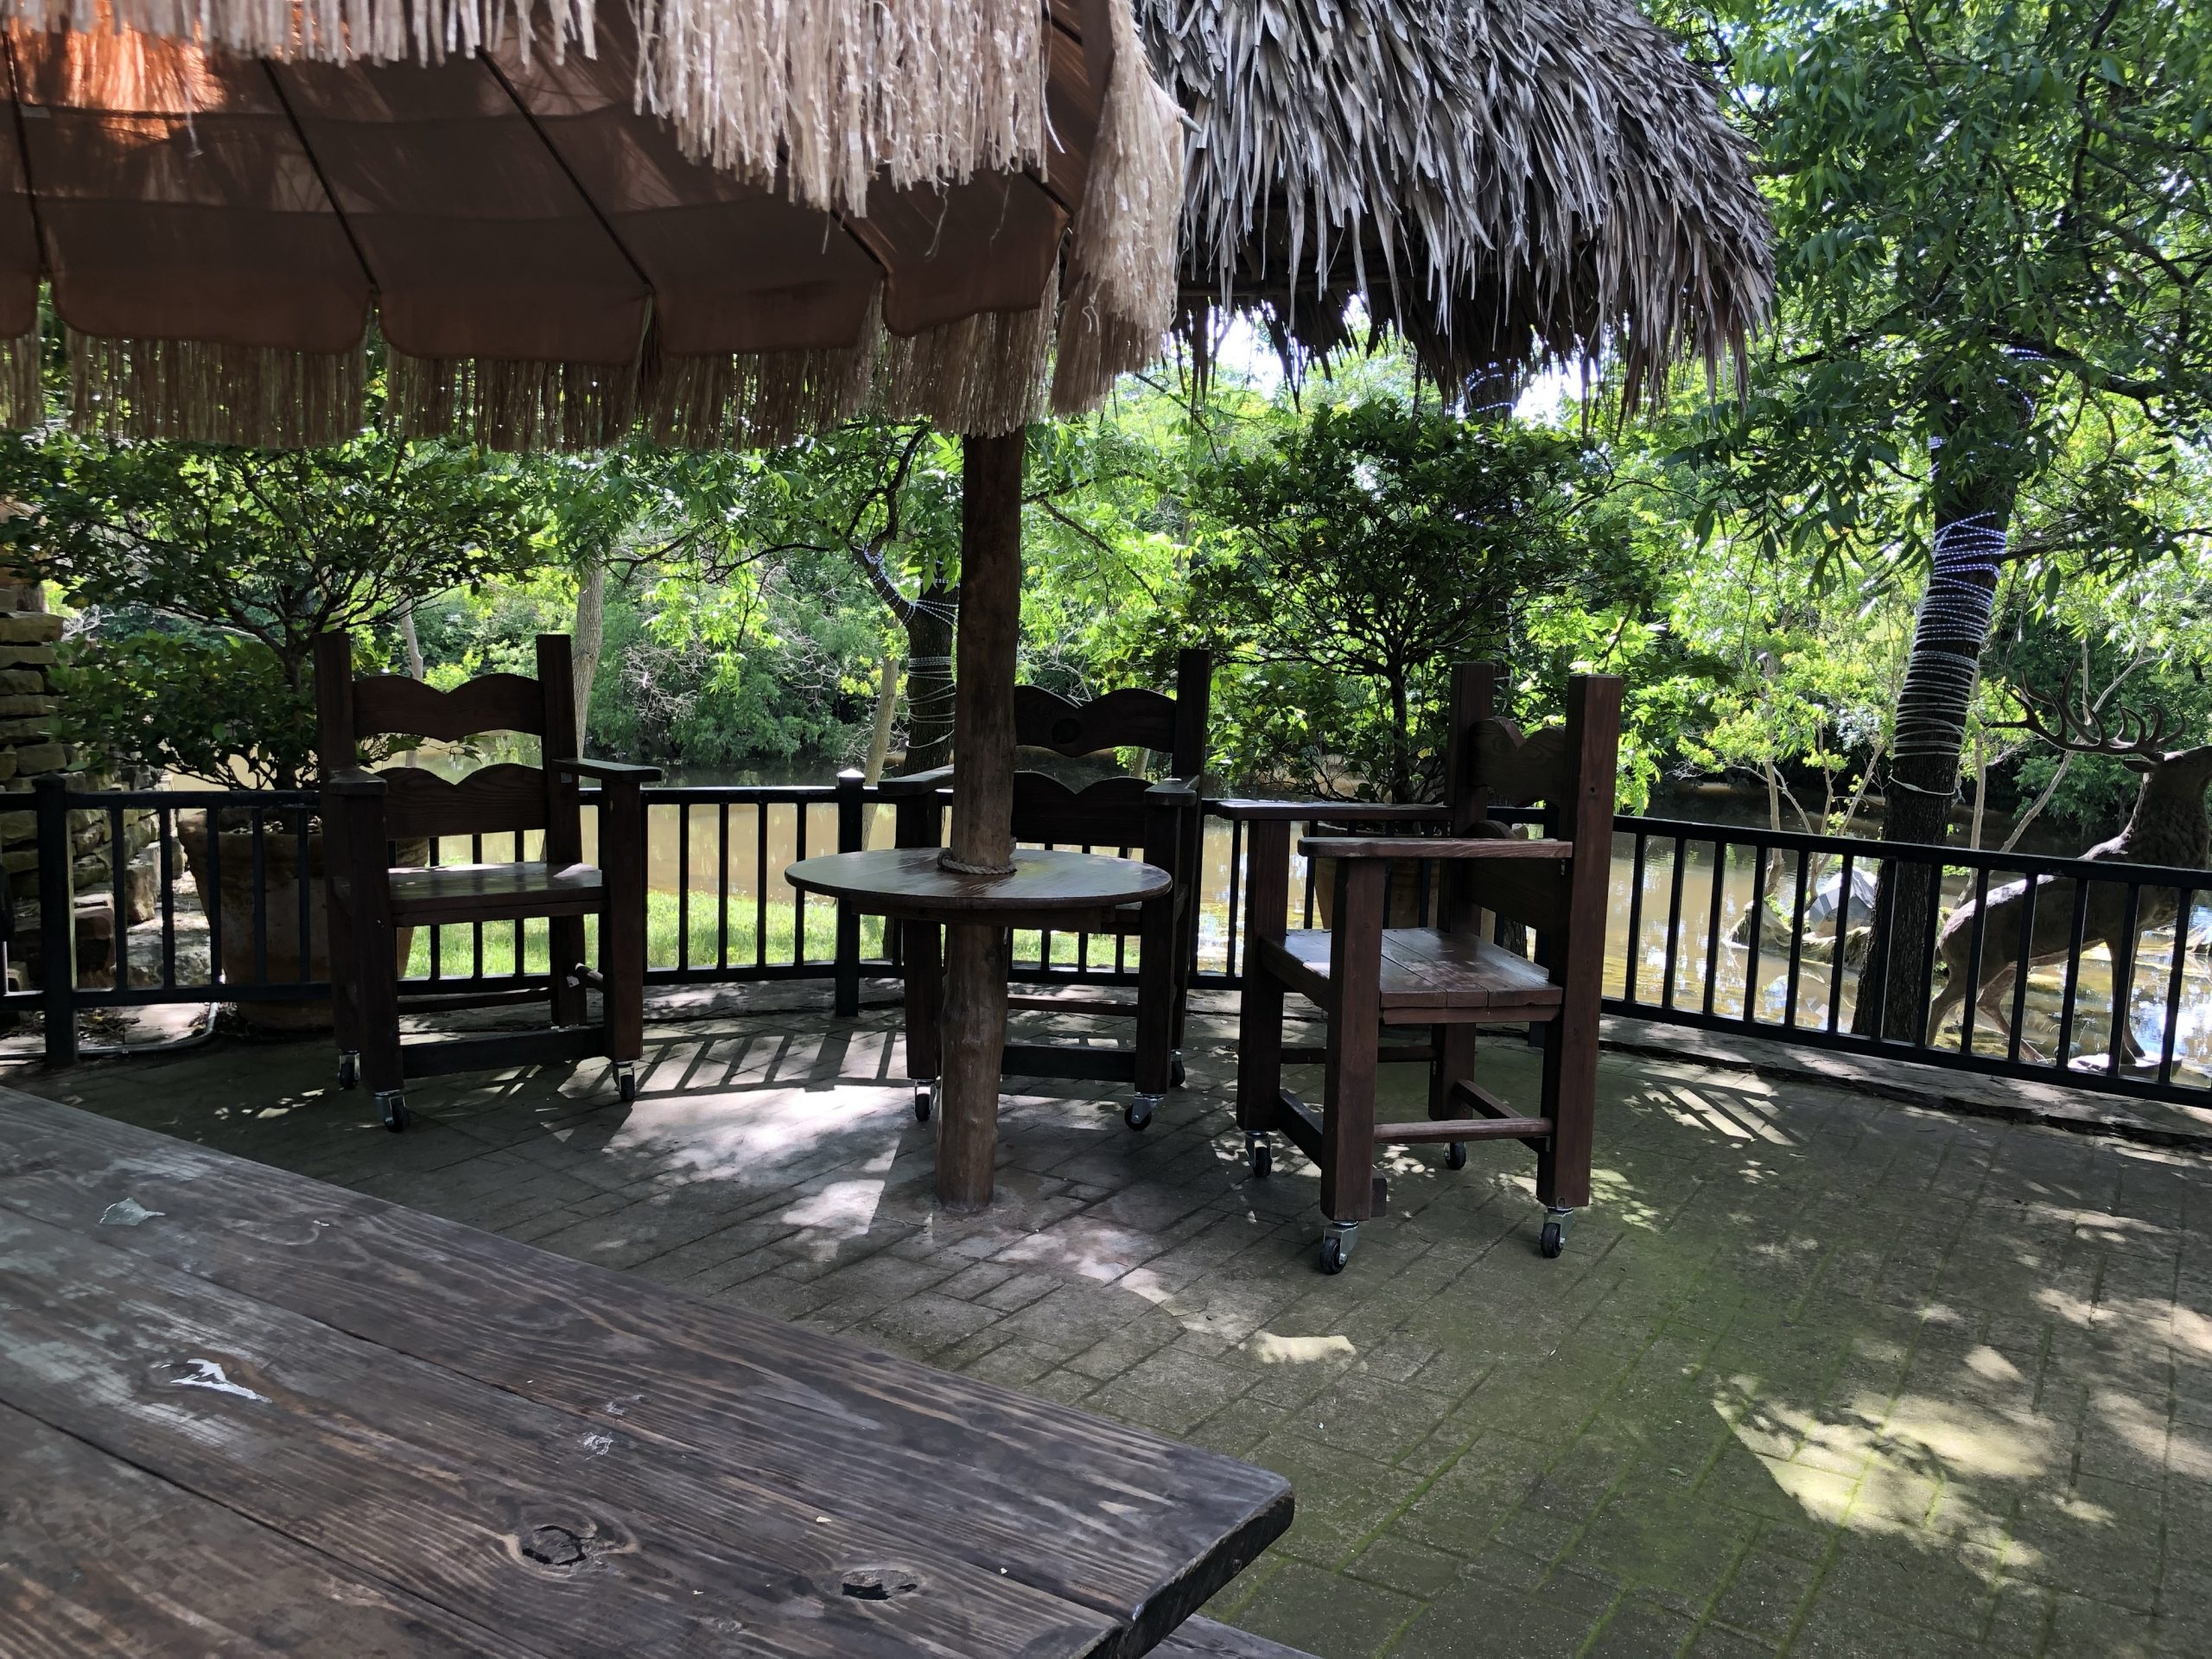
{"left": 1310, "top": 855, "right": 1434, "bottom": 931}
{"left": 176, "top": 816, "right": 421, "bottom": 1033}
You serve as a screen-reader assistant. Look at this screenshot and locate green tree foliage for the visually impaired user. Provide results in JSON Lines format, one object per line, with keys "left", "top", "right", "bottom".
{"left": 1656, "top": 0, "right": 2212, "bottom": 1029}
{"left": 1178, "top": 400, "right": 1649, "bottom": 802}
{"left": 0, "top": 431, "right": 543, "bottom": 786}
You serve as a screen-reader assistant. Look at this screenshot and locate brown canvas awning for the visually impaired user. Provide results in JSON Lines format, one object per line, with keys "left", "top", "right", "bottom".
{"left": 0, "top": 0, "right": 1181, "bottom": 446}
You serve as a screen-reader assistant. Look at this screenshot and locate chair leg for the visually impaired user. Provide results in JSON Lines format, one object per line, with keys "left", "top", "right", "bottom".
{"left": 1431, "top": 1024, "right": 1477, "bottom": 1170}
{"left": 902, "top": 921, "right": 942, "bottom": 1123}
{"left": 603, "top": 899, "right": 645, "bottom": 1065}
{"left": 1129, "top": 896, "right": 1173, "bottom": 1129}
{"left": 1535, "top": 1014, "right": 1595, "bottom": 1256}
{"left": 549, "top": 913, "right": 588, "bottom": 1027}
{"left": 1317, "top": 862, "right": 1387, "bottom": 1272}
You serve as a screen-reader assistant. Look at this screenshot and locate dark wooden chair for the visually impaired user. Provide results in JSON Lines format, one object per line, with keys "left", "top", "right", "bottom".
{"left": 1230, "top": 664, "right": 1621, "bottom": 1273}
{"left": 315, "top": 632, "right": 660, "bottom": 1132}
{"left": 881, "top": 649, "right": 1210, "bottom": 1129}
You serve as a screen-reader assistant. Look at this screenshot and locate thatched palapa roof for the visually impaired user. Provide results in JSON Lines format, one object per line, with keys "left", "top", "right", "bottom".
{"left": 1144, "top": 0, "right": 1772, "bottom": 406}
{"left": 0, "top": 0, "right": 1183, "bottom": 447}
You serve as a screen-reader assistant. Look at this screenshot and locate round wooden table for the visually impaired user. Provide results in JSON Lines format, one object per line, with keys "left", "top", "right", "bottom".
{"left": 787, "top": 848, "right": 1172, "bottom": 1210}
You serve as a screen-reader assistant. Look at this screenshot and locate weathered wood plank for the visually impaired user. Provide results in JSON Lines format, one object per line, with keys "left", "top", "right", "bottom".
{"left": 0, "top": 1401, "right": 519, "bottom": 1658}
{"left": 0, "top": 1095, "right": 1294, "bottom": 1657}
{"left": 0, "top": 1209, "right": 1120, "bottom": 1659}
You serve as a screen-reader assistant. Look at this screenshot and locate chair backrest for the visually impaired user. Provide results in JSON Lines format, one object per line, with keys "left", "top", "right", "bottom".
{"left": 1007, "top": 648, "right": 1210, "bottom": 855}
{"left": 1440, "top": 662, "right": 1622, "bottom": 980}
{"left": 314, "top": 631, "right": 582, "bottom": 859}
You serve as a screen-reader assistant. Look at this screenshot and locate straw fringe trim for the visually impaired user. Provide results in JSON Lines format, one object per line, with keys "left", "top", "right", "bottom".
{"left": 387, "top": 350, "right": 639, "bottom": 452}
{"left": 67, "top": 329, "right": 365, "bottom": 448}
{"left": 650, "top": 275, "right": 1057, "bottom": 445}
{"left": 0, "top": 0, "right": 594, "bottom": 69}
{"left": 632, "top": 0, "right": 1046, "bottom": 213}
{"left": 1052, "top": 0, "right": 1183, "bottom": 414}
{"left": 57, "top": 278, "right": 1059, "bottom": 449}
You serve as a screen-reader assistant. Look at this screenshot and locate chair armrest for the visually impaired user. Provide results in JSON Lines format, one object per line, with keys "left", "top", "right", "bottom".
{"left": 1210, "top": 798, "right": 1449, "bottom": 824}
{"left": 323, "top": 766, "right": 388, "bottom": 798}
{"left": 877, "top": 766, "right": 955, "bottom": 798}
{"left": 550, "top": 757, "right": 664, "bottom": 783}
{"left": 1300, "top": 836, "right": 1574, "bottom": 860}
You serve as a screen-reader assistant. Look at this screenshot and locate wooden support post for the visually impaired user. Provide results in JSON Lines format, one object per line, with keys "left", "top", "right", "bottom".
{"left": 937, "top": 429, "right": 1027, "bottom": 1211}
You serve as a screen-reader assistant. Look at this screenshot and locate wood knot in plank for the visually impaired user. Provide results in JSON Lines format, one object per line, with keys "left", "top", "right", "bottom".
{"left": 839, "top": 1566, "right": 921, "bottom": 1601}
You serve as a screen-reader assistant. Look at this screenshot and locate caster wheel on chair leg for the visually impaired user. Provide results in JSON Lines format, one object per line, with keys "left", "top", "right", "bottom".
{"left": 1445, "top": 1141, "right": 1467, "bottom": 1171}
{"left": 913, "top": 1085, "right": 933, "bottom": 1123}
{"left": 377, "top": 1091, "right": 410, "bottom": 1133}
{"left": 1318, "top": 1222, "right": 1357, "bottom": 1275}
{"left": 1169, "top": 1051, "right": 1187, "bottom": 1089}
{"left": 1538, "top": 1207, "right": 1572, "bottom": 1259}
{"left": 336, "top": 1051, "right": 359, "bottom": 1091}
{"left": 615, "top": 1063, "right": 638, "bottom": 1104}
{"left": 1125, "top": 1094, "right": 1160, "bottom": 1131}
{"left": 1246, "top": 1134, "right": 1272, "bottom": 1179}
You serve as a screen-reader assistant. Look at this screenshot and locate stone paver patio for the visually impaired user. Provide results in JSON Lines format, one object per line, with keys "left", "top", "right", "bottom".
{"left": 10, "top": 989, "right": 2212, "bottom": 1657}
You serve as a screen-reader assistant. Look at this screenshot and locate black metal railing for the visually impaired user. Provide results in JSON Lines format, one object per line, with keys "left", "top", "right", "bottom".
{"left": 15, "top": 778, "right": 2209, "bottom": 1109}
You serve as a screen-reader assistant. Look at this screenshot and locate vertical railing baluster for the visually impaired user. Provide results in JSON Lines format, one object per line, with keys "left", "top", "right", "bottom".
{"left": 206, "top": 804, "right": 225, "bottom": 997}
{"left": 754, "top": 802, "right": 769, "bottom": 967}
{"left": 1701, "top": 838, "right": 1726, "bottom": 1017}
{"left": 1742, "top": 842, "right": 1768, "bottom": 1026}
{"left": 249, "top": 806, "right": 269, "bottom": 986}
{"left": 1826, "top": 851, "right": 1853, "bottom": 1033}
{"left": 678, "top": 799, "right": 693, "bottom": 975}
{"left": 1224, "top": 816, "right": 1243, "bottom": 982}
{"left": 470, "top": 831, "right": 485, "bottom": 979}
{"left": 1624, "top": 832, "right": 1648, "bottom": 1003}
{"left": 1662, "top": 835, "right": 1687, "bottom": 1010}
{"left": 2106, "top": 880, "right": 2144, "bottom": 1077}
{"left": 107, "top": 803, "right": 127, "bottom": 994}
{"left": 514, "top": 830, "right": 526, "bottom": 976}
{"left": 793, "top": 798, "right": 810, "bottom": 965}
{"left": 159, "top": 803, "right": 176, "bottom": 988}
{"left": 717, "top": 800, "right": 731, "bottom": 970}
{"left": 1913, "top": 860, "right": 1946, "bottom": 1052}
{"left": 1783, "top": 848, "right": 1809, "bottom": 1030}
{"left": 1960, "top": 865, "right": 1992, "bottom": 1055}
{"left": 2006, "top": 876, "right": 2039, "bottom": 1065}
{"left": 295, "top": 804, "right": 313, "bottom": 984}
{"left": 2158, "top": 889, "right": 2194, "bottom": 1087}
{"left": 2053, "top": 875, "right": 2092, "bottom": 1068}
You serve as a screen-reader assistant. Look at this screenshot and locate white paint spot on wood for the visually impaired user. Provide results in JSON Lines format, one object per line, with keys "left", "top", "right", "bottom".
{"left": 99, "top": 1198, "right": 163, "bottom": 1227}
{"left": 162, "top": 1358, "right": 267, "bottom": 1402}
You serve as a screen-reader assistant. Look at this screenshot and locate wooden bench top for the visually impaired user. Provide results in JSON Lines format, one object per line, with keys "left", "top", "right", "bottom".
{"left": 1264, "top": 926, "right": 1564, "bottom": 1020}
{"left": 0, "top": 1090, "right": 1292, "bottom": 1657}
{"left": 388, "top": 858, "right": 603, "bottom": 923}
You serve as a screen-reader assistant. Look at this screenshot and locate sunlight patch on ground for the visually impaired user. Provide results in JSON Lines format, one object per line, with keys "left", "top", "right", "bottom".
{"left": 1246, "top": 1332, "right": 1357, "bottom": 1365}
{"left": 1718, "top": 1374, "right": 2060, "bottom": 1551}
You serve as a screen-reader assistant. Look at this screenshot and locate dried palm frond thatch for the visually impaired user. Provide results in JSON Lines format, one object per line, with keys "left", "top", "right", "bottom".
{"left": 1145, "top": 0, "right": 1772, "bottom": 409}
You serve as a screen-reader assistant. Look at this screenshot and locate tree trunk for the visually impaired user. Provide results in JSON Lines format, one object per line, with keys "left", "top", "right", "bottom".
{"left": 937, "top": 429, "right": 1026, "bottom": 1212}
{"left": 864, "top": 653, "right": 898, "bottom": 785}
{"left": 899, "top": 583, "right": 957, "bottom": 772}
{"left": 571, "top": 559, "right": 606, "bottom": 740}
{"left": 1854, "top": 428, "right": 2019, "bottom": 1039}
{"left": 395, "top": 597, "right": 426, "bottom": 680}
